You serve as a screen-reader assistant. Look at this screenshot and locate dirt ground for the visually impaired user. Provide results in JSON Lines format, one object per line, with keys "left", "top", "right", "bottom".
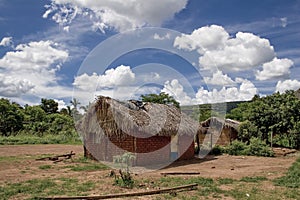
{"left": 0, "top": 144, "right": 297, "bottom": 184}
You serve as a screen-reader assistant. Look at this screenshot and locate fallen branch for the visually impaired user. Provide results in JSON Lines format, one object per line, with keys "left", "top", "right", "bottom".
{"left": 36, "top": 151, "right": 75, "bottom": 163}
{"left": 40, "top": 183, "right": 198, "bottom": 200}
{"left": 161, "top": 172, "right": 200, "bottom": 176}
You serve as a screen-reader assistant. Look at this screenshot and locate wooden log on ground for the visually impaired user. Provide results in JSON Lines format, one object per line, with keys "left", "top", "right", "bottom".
{"left": 36, "top": 151, "right": 75, "bottom": 162}
{"left": 40, "top": 183, "right": 198, "bottom": 200}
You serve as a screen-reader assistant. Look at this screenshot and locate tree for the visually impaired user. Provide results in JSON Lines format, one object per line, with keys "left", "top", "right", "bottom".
{"left": 40, "top": 98, "right": 58, "bottom": 114}
{"left": 227, "top": 90, "right": 300, "bottom": 148}
{"left": 140, "top": 92, "right": 180, "bottom": 108}
{"left": 0, "top": 98, "right": 24, "bottom": 136}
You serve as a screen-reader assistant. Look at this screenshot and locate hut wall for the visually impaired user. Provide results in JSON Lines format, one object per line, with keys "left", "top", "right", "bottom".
{"left": 135, "top": 136, "right": 171, "bottom": 166}
{"left": 178, "top": 135, "right": 195, "bottom": 160}
{"left": 198, "top": 127, "right": 238, "bottom": 146}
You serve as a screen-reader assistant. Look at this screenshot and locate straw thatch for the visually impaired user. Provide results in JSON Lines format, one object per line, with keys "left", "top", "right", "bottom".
{"left": 201, "top": 117, "right": 239, "bottom": 131}
{"left": 76, "top": 96, "right": 199, "bottom": 139}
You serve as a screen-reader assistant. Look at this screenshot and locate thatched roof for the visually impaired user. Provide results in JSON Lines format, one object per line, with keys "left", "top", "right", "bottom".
{"left": 200, "top": 117, "right": 240, "bottom": 131}
{"left": 76, "top": 96, "right": 199, "bottom": 138}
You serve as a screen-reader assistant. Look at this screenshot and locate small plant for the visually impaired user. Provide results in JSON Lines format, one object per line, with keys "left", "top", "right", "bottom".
{"left": 225, "top": 140, "right": 247, "bottom": 156}
{"left": 113, "top": 152, "right": 136, "bottom": 188}
{"left": 209, "top": 145, "right": 224, "bottom": 156}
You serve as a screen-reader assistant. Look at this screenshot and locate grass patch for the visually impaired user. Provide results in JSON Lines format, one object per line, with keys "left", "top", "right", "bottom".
{"left": 273, "top": 156, "right": 300, "bottom": 188}
{"left": 66, "top": 163, "right": 109, "bottom": 171}
{"left": 0, "top": 135, "right": 82, "bottom": 145}
{"left": 0, "top": 178, "right": 95, "bottom": 199}
{"left": 39, "top": 165, "right": 52, "bottom": 170}
{"left": 240, "top": 176, "right": 267, "bottom": 183}
{"left": 217, "top": 178, "right": 235, "bottom": 185}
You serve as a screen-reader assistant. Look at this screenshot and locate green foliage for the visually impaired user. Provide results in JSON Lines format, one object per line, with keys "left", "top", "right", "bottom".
{"left": 0, "top": 98, "right": 24, "bottom": 136}
{"left": 0, "top": 97, "right": 81, "bottom": 143}
{"left": 246, "top": 137, "right": 274, "bottom": 157}
{"left": 225, "top": 140, "right": 248, "bottom": 156}
{"left": 227, "top": 90, "right": 300, "bottom": 148}
{"left": 273, "top": 157, "right": 300, "bottom": 188}
{"left": 209, "top": 145, "right": 224, "bottom": 156}
{"left": 113, "top": 152, "right": 136, "bottom": 188}
{"left": 140, "top": 92, "right": 180, "bottom": 108}
{"left": 40, "top": 98, "right": 58, "bottom": 114}
{"left": 67, "top": 164, "right": 109, "bottom": 171}
{"left": 238, "top": 120, "right": 258, "bottom": 142}
{"left": 225, "top": 138, "right": 274, "bottom": 157}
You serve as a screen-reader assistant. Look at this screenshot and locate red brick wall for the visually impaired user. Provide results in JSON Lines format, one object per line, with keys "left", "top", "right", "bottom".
{"left": 178, "top": 135, "right": 195, "bottom": 160}
{"left": 84, "top": 133, "right": 195, "bottom": 165}
{"left": 135, "top": 136, "right": 171, "bottom": 166}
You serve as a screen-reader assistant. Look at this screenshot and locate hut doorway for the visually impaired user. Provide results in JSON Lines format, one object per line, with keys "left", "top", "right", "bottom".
{"left": 170, "top": 134, "right": 178, "bottom": 161}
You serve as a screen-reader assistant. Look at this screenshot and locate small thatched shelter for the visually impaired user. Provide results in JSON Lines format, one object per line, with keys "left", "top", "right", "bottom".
{"left": 76, "top": 96, "right": 199, "bottom": 166}
{"left": 196, "top": 117, "right": 239, "bottom": 148}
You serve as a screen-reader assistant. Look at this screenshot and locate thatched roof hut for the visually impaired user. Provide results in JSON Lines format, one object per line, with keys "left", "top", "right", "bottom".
{"left": 76, "top": 96, "right": 199, "bottom": 166}
{"left": 77, "top": 96, "right": 199, "bottom": 138}
{"left": 196, "top": 117, "right": 240, "bottom": 147}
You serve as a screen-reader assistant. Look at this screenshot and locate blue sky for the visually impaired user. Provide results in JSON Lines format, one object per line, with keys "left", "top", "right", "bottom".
{"left": 0, "top": 0, "right": 300, "bottom": 108}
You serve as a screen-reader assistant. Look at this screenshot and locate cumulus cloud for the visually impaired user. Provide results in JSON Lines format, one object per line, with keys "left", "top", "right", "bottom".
{"left": 0, "top": 75, "right": 34, "bottom": 97}
{"left": 161, "top": 79, "right": 193, "bottom": 105}
{"left": 276, "top": 79, "right": 300, "bottom": 93}
{"left": 44, "top": 0, "right": 188, "bottom": 32}
{"left": 204, "top": 71, "right": 235, "bottom": 86}
{"left": 0, "top": 40, "right": 69, "bottom": 98}
{"left": 0, "top": 40, "right": 68, "bottom": 71}
{"left": 161, "top": 78, "right": 257, "bottom": 105}
{"left": 256, "top": 58, "right": 293, "bottom": 81}
{"left": 0, "top": 36, "right": 13, "bottom": 47}
{"left": 174, "top": 25, "right": 229, "bottom": 54}
{"left": 174, "top": 25, "right": 276, "bottom": 71}
{"left": 73, "top": 65, "right": 135, "bottom": 91}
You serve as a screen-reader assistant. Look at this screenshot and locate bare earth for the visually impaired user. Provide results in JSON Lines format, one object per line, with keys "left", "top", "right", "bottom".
{"left": 0, "top": 144, "right": 298, "bottom": 199}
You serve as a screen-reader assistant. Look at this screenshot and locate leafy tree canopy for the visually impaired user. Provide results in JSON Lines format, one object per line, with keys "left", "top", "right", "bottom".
{"left": 140, "top": 92, "right": 180, "bottom": 108}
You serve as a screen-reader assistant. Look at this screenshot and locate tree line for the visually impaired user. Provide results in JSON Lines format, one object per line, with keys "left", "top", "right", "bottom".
{"left": 0, "top": 98, "right": 82, "bottom": 138}
{"left": 226, "top": 90, "right": 300, "bottom": 149}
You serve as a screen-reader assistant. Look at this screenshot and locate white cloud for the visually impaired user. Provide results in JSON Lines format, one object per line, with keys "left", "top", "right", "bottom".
{"left": 0, "top": 40, "right": 68, "bottom": 71}
{"left": 44, "top": 0, "right": 188, "bottom": 32}
{"left": 204, "top": 70, "right": 235, "bottom": 86}
{"left": 161, "top": 79, "right": 193, "bottom": 105}
{"left": 73, "top": 65, "right": 136, "bottom": 91}
{"left": 0, "top": 75, "right": 34, "bottom": 97}
{"left": 199, "top": 32, "right": 275, "bottom": 71}
{"left": 174, "top": 25, "right": 229, "bottom": 54}
{"left": 54, "top": 99, "right": 68, "bottom": 111}
{"left": 256, "top": 58, "right": 293, "bottom": 81}
{"left": 154, "top": 33, "right": 171, "bottom": 40}
{"left": 0, "top": 40, "right": 69, "bottom": 98}
{"left": 195, "top": 78, "right": 257, "bottom": 104}
{"left": 276, "top": 79, "right": 300, "bottom": 93}
{"left": 0, "top": 36, "right": 13, "bottom": 47}
{"left": 161, "top": 78, "right": 257, "bottom": 105}
{"left": 174, "top": 25, "right": 276, "bottom": 71}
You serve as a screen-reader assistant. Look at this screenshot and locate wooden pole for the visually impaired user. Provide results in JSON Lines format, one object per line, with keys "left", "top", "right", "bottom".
{"left": 40, "top": 183, "right": 198, "bottom": 200}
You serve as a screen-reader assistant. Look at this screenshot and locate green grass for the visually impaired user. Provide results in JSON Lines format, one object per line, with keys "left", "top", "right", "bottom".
{"left": 240, "top": 176, "right": 267, "bottom": 183}
{"left": 273, "top": 156, "right": 300, "bottom": 188}
{"left": 65, "top": 163, "right": 109, "bottom": 171}
{"left": 0, "top": 178, "right": 95, "bottom": 199}
{"left": 38, "top": 165, "right": 52, "bottom": 170}
{"left": 0, "top": 135, "right": 82, "bottom": 145}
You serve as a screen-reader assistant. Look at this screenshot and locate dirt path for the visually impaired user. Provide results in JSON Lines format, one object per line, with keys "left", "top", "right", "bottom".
{"left": 0, "top": 144, "right": 297, "bottom": 182}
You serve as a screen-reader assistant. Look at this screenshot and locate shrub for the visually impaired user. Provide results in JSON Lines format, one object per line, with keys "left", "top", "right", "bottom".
{"left": 246, "top": 137, "right": 274, "bottom": 157}
{"left": 209, "top": 145, "right": 224, "bottom": 156}
{"left": 225, "top": 138, "right": 274, "bottom": 157}
{"left": 225, "top": 140, "right": 247, "bottom": 156}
